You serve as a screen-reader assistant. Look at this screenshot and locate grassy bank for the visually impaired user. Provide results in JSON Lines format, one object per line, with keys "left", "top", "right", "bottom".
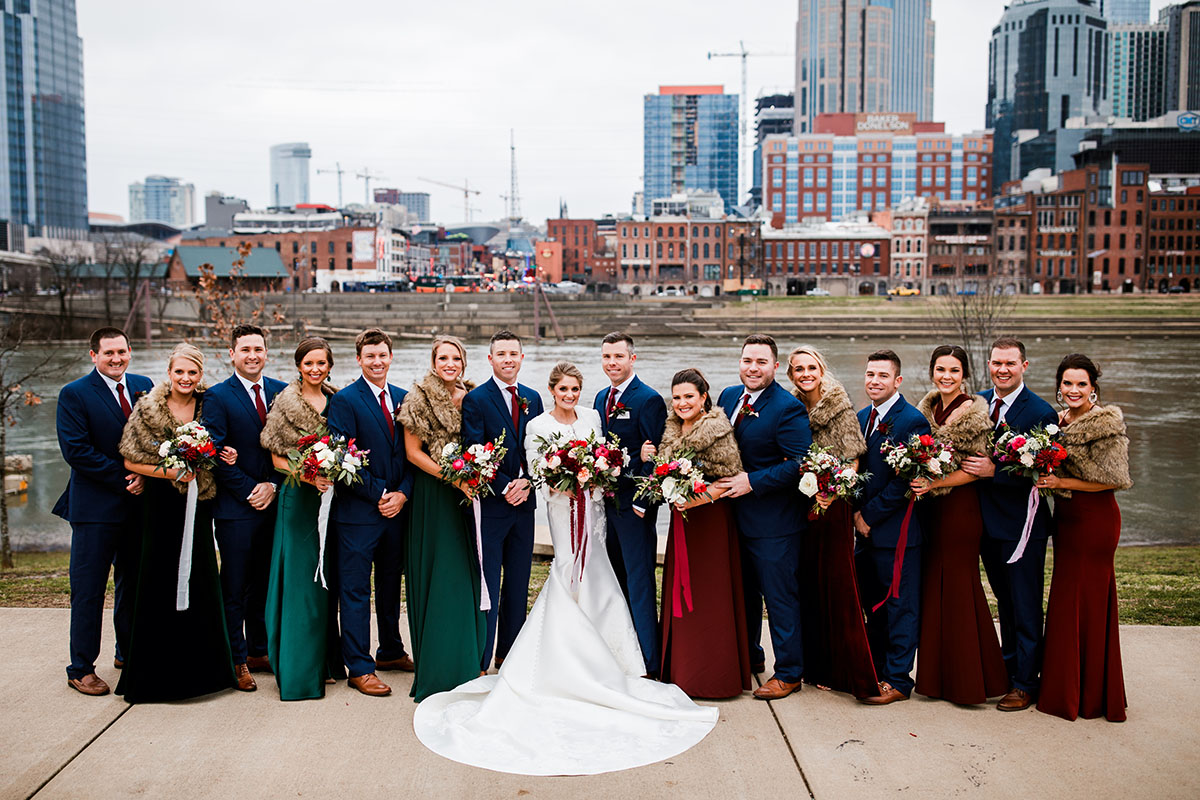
{"left": 4, "top": 545, "right": 1198, "bottom": 625}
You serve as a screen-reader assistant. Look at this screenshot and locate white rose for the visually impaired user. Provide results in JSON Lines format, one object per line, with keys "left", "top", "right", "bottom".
{"left": 837, "top": 466, "right": 857, "bottom": 479}
{"left": 1045, "top": 424, "right": 1060, "bottom": 436}
{"left": 678, "top": 458, "right": 692, "bottom": 473}
{"left": 660, "top": 476, "right": 677, "bottom": 500}
{"left": 158, "top": 441, "right": 171, "bottom": 457}
{"left": 441, "top": 442, "right": 458, "bottom": 458}
{"left": 595, "top": 457, "right": 609, "bottom": 471}
{"left": 578, "top": 468, "right": 591, "bottom": 484}
{"left": 928, "top": 459, "right": 942, "bottom": 476}
{"left": 468, "top": 444, "right": 484, "bottom": 457}
{"left": 548, "top": 455, "right": 561, "bottom": 470}
{"left": 343, "top": 464, "right": 356, "bottom": 476}
{"left": 939, "top": 450, "right": 953, "bottom": 463}
{"left": 798, "top": 471, "right": 819, "bottom": 497}
{"left": 612, "top": 466, "right": 621, "bottom": 476}
{"left": 1020, "top": 453, "right": 1035, "bottom": 468}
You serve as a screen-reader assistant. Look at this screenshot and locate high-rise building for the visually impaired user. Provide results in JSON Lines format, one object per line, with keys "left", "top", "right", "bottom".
{"left": 269, "top": 142, "right": 311, "bottom": 208}
{"left": 751, "top": 93, "right": 794, "bottom": 208}
{"left": 1110, "top": 23, "right": 1169, "bottom": 120}
{"left": 129, "top": 176, "right": 195, "bottom": 227}
{"left": 793, "top": 0, "right": 935, "bottom": 134}
{"left": 0, "top": 0, "right": 87, "bottom": 233}
{"left": 643, "top": 86, "right": 738, "bottom": 213}
{"left": 1161, "top": 1, "right": 1200, "bottom": 112}
{"left": 1104, "top": 0, "right": 1150, "bottom": 23}
{"left": 986, "top": 0, "right": 1113, "bottom": 191}
{"left": 374, "top": 189, "right": 431, "bottom": 222}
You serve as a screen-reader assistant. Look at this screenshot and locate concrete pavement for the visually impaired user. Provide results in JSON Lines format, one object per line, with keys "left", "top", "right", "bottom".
{"left": 2, "top": 608, "right": 1198, "bottom": 799}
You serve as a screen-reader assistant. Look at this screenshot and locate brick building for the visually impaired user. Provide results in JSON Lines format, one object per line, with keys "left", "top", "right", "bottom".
{"left": 614, "top": 217, "right": 761, "bottom": 296}
{"left": 926, "top": 206, "right": 997, "bottom": 296}
{"left": 872, "top": 197, "right": 930, "bottom": 293}
{"left": 1147, "top": 186, "right": 1200, "bottom": 292}
{"left": 545, "top": 218, "right": 602, "bottom": 281}
{"left": 761, "top": 220, "right": 891, "bottom": 296}
{"left": 181, "top": 227, "right": 379, "bottom": 291}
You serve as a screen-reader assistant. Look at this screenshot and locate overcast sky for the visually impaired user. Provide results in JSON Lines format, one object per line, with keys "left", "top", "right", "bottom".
{"left": 79, "top": 0, "right": 1173, "bottom": 226}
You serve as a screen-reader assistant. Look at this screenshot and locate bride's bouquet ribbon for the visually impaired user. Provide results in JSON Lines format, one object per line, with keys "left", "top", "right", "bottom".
{"left": 670, "top": 509, "right": 694, "bottom": 618}
{"left": 1008, "top": 485, "right": 1040, "bottom": 565}
{"left": 472, "top": 497, "right": 491, "bottom": 612}
{"left": 314, "top": 487, "right": 334, "bottom": 588}
{"left": 872, "top": 496, "right": 914, "bottom": 613}
{"left": 569, "top": 487, "right": 589, "bottom": 590}
{"left": 176, "top": 479, "right": 199, "bottom": 611}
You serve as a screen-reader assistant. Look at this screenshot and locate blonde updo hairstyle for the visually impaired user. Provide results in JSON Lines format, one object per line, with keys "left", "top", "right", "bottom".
{"left": 548, "top": 361, "right": 584, "bottom": 390}
{"left": 167, "top": 342, "right": 206, "bottom": 380}
{"left": 430, "top": 335, "right": 468, "bottom": 379}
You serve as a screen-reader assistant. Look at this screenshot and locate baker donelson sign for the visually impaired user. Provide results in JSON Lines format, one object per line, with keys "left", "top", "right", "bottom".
{"left": 856, "top": 113, "right": 915, "bottom": 134}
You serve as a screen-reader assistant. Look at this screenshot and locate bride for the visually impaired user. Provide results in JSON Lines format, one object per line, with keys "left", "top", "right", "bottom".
{"left": 413, "top": 362, "right": 718, "bottom": 776}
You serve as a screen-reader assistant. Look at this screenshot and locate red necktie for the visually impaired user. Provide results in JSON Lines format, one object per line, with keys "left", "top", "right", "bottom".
{"left": 253, "top": 384, "right": 268, "bottom": 425}
{"left": 507, "top": 385, "right": 520, "bottom": 431}
{"left": 866, "top": 407, "right": 878, "bottom": 437}
{"left": 116, "top": 383, "right": 132, "bottom": 418}
{"left": 606, "top": 387, "right": 619, "bottom": 418}
{"left": 735, "top": 393, "right": 751, "bottom": 429}
{"left": 991, "top": 398, "right": 1002, "bottom": 425}
{"left": 380, "top": 389, "right": 395, "bottom": 437}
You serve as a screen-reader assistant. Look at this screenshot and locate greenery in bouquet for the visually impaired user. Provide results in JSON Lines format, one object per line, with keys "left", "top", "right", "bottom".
{"left": 285, "top": 430, "right": 369, "bottom": 488}
{"left": 993, "top": 422, "right": 1068, "bottom": 497}
{"left": 633, "top": 449, "right": 709, "bottom": 516}
{"left": 880, "top": 433, "right": 954, "bottom": 499}
{"left": 157, "top": 420, "right": 219, "bottom": 476}
{"left": 797, "top": 445, "right": 871, "bottom": 516}
{"left": 438, "top": 430, "right": 507, "bottom": 503}
{"left": 531, "top": 430, "right": 628, "bottom": 499}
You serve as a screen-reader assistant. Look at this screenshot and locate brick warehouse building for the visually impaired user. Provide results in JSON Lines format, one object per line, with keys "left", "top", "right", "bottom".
{"left": 614, "top": 217, "right": 761, "bottom": 296}
{"left": 181, "top": 227, "right": 378, "bottom": 291}
{"left": 761, "top": 220, "right": 891, "bottom": 296}
{"left": 544, "top": 218, "right": 602, "bottom": 281}
{"left": 1147, "top": 186, "right": 1200, "bottom": 293}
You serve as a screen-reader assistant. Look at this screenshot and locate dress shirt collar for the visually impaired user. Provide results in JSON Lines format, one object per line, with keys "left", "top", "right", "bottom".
{"left": 872, "top": 391, "right": 901, "bottom": 420}
{"left": 608, "top": 373, "right": 636, "bottom": 398}
{"left": 235, "top": 371, "right": 264, "bottom": 396}
{"left": 97, "top": 370, "right": 127, "bottom": 395}
{"left": 994, "top": 382, "right": 1024, "bottom": 413}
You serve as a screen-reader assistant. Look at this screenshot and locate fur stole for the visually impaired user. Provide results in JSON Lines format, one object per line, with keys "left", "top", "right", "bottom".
{"left": 917, "top": 390, "right": 993, "bottom": 497}
{"left": 260, "top": 380, "right": 334, "bottom": 457}
{"left": 793, "top": 374, "right": 866, "bottom": 461}
{"left": 660, "top": 407, "right": 743, "bottom": 478}
{"left": 397, "top": 371, "right": 475, "bottom": 456}
{"left": 119, "top": 381, "right": 216, "bottom": 500}
{"left": 1056, "top": 404, "right": 1132, "bottom": 497}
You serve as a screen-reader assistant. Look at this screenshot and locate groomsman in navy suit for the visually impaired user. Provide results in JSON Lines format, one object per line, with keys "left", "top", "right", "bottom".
{"left": 462, "top": 330, "right": 544, "bottom": 672}
{"left": 593, "top": 331, "right": 667, "bottom": 675}
{"left": 328, "top": 328, "right": 415, "bottom": 697}
{"left": 962, "top": 336, "right": 1058, "bottom": 712}
{"left": 54, "top": 327, "right": 153, "bottom": 696}
{"left": 204, "top": 324, "right": 286, "bottom": 692}
{"left": 853, "top": 350, "right": 931, "bottom": 705}
{"left": 714, "top": 334, "right": 812, "bottom": 701}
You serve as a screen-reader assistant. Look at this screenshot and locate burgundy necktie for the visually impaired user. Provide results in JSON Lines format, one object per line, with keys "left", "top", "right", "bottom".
{"left": 380, "top": 389, "right": 395, "bottom": 437}
{"left": 991, "top": 398, "right": 1002, "bottom": 425}
{"left": 253, "top": 384, "right": 268, "bottom": 425}
{"left": 116, "top": 383, "right": 132, "bottom": 418}
{"left": 866, "top": 407, "right": 878, "bottom": 437}
{"left": 507, "top": 385, "right": 520, "bottom": 431}
{"left": 606, "top": 387, "right": 619, "bottom": 419}
{"left": 735, "top": 393, "right": 751, "bottom": 429}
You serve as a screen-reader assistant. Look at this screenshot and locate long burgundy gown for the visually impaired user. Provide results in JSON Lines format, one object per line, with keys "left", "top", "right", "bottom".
{"left": 1038, "top": 489, "right": 1127, "bottom": 722}
{"left": 660, "top": 502, "right": 751, "bottom": 699}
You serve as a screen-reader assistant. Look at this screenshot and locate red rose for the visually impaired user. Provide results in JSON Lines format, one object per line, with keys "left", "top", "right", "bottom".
{"left": 918, "top": 434, "right": 935, "bottom": 447}
{"left": 484, "top": 442, "right": 494, "bottom": 452}
{"left": 655, "top": 463, "right": 670, "bottom": 476}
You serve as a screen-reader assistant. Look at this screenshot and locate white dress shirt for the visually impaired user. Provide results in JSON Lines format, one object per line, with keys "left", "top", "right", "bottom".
{"left": 729, "top": 386, "right": 767, "bottom": 423}
{"left": 97, "top": 371, "right": 130, "bottom": 409}
{"left": 866, "top": 391, "right": 901, "bottom": 437}
{"left": 235, "top": 371, "right": 267, "bottom": 409}
{"left": 990, "top": 382, "right": 1024, "bottom": 425}
{"left": 604, "top": 373, "right": 637, "bottom": 411}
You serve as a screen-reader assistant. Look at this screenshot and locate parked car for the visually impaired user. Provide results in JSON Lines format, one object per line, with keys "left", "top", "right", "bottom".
{"left": 805, "top": 287, "right": 831, "bottom": 296}
{"left": 887, "top": 286, "right": 921, "bottom": 296}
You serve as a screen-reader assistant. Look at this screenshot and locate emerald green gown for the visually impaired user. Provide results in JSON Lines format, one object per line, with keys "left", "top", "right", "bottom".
{"left": 406, "top": 468, "right": 487, "bottom": 701}
{"left": 265, "top": 479, "right": 346, "bottom": 700}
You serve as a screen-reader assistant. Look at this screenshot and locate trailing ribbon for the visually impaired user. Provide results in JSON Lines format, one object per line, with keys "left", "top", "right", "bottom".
{"left": 872, "top": 496, "right": 914, "bottom": 613}
{"left": 1007, "top": 485, "right": 1040, "bottom": 565}
{"left": 313, "top": 487, "right": 333, "bottom": 588}
{"left": 569, "top": 486, "right": 589, "bottom": 592}
{"left": 671, "top": 508, "right": 694, "bottom": 618}
{"left": 472, "top": 497, "right": 491, "bottom": 612}
{"left": 176, "top": 479, "right": 199, "bottom": 611}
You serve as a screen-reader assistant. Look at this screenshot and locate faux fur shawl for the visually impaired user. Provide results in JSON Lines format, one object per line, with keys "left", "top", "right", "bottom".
{"left": 916, "top": 390, "right": 994, "bottom": 497}
{"left": 660, "top": 407, "right": 743, "bottom": 478}
{"left": 260, "top": 380, "right": 334, "bottom": 457}
{"left": 1056, "top": 404, "right": 1133, "bottom": 497}
{"left": 119, "top": 381, "right": 216, "bottom": 500}
{"left": 396, "top": 371, "right": 475, "bottom": 456}
{"left": 793, "top": 374, "right": 866, "bottom": 461}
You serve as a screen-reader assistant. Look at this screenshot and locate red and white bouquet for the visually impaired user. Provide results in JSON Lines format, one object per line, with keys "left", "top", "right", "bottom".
{"left": 797, "top": 446, "right": 871, "bottom": 516}
{"left": 879, "top": 433, "right": 955, "bottom": 499}
{"left": 286, "top": 431, "right": 369, "bottom": 488}
{"left": 993, "top": 422, "right": 1067, "bottom": 498}
{"left": 530, "top": 430, "right": 627, "bottom": 499}
{"left": 157, "top": 420, "right": 219, "bottom": 476}
{"left": 634, "top": 449, "right": 709, "bottom": 515}
{"left": 439, "top": 431, "right": 507, "bottom": 502}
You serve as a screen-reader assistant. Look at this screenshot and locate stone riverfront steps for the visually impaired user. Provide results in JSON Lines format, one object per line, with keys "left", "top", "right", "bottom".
{"left": 2, "top": 608, "right": 1198, "bottom": 799}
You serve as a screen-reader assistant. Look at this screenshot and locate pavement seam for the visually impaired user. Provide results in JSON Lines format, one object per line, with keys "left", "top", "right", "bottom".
{"left": 753, "top": 671, "right": 816, "bottom": 799}
{"left": 26, "top": 702, "right": 132, "bottom": 800}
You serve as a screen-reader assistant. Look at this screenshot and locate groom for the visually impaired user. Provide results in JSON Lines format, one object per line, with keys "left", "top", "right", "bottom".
{"left": 593, "top": 331, "right": 666, "bottom": 675}
{"left": 462, "top": 330, "right": 545, "bottom": 672}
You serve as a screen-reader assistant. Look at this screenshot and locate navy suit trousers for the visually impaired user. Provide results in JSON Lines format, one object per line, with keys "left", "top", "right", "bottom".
{"left": 214, "top": 515, "right": 275, "bottom": 662}
{"left": 980, "top": 534, "right": 1047, "bottom": 694}
{"left": 479, "top": 509, "right": 535, "bottom": 670}
{"left": 338, "top": 519, "right": 406, "bottom": 678}
{"left": 855, "top": 540, "right": 921, "bottom": 696}
{"left": 67, "top": 522, "right": 137, "bottom": 679}
{"left": 604, "top": 502, "right": 660, "bottom": 673}
{"left": 739, "top": 534, "right": 804, "bottom": 683}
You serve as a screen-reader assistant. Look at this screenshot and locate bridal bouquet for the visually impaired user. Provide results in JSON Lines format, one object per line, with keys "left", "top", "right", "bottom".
{"left": 286, "top": 431, "right": 369, "bottom": 588}
{"left": 157, "top": 420, "right": 219, "bottom": 476}
{"left": 797, "top": 446, "right": 871, "bottom": 517}
{"left": 530, "top": 431, "right": 628, "bottom": 499}
{"left": 879, "top": 433, "right": 954, "bottom": 499}
{"left": 439, "top": 431, "right": 507, "bottom": 502}
{"left": 633, "top": 449, "right": 708, "bottom": 514}
{"left": 992, "top": 422, "right": 1067, "bottom": 565}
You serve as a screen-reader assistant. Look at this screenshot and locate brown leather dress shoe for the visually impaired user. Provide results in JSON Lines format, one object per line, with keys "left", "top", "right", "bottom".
{"left": 349, "top": 673, "right": 392, "bottom": 697}
{"left": 113, "top": 658, "right": 124, "bottom": 670}
{"left": 375, "top": 655, "right": 415, "bottom": 672}
{"left": 860, "top": 681, "right": 909, "bottom": 705}
{"left": 67, "top": 673, "right": 110, "bottom": 696}
{"left": 245, "top": 655, "right": 272, "bottom": 673}
{"left": 997, "top": 688, "right": 1034, "bottom": 711}
{"left": 753, "top": 677, "right": 801, "bottom": 700}
{"left": 235, "top": 663, "right": 257, "bottom": 692}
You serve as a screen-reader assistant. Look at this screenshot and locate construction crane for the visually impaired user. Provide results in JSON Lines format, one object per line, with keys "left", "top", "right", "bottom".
{"left": 419, "top": 177, "right": 482, "bottom": 222}
{"left": 355, "top": 167, "right": 385, "bottom": 205}
{"left": 707, "top": 41, "right": 790, "bottom": 206}
{"left": 316, "top": 162, "right": 347, "bottom": 208}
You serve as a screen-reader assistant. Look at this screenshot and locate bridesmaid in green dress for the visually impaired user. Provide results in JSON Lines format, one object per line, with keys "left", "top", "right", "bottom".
{"left": 259, "top": 337, "right": 346, "bottom": 700}
{"left": 398, "top": 335, "right": 487, "bottom": 702}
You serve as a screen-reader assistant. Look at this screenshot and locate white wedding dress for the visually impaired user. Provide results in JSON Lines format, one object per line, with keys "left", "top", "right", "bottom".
{"left": 413, "top": 407, "right": 718, "bottom": 776}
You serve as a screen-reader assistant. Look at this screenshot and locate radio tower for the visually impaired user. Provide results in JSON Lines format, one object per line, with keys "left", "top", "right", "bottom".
{"left": 508, "top": 129, "right": 521, "bottom": 222}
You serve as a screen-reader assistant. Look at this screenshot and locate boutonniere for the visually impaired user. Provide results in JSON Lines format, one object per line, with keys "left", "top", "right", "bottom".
{"left": 875, "top": 421, "right": 891, "bottom": 437}
{"left": 132, "top": 389, "right": 148, "bottom": 403}
{"left": 517, "top": 395, "right": 531, "bottom": 415}
{"left": 609, "top": 401, "right": 630, "bottom": 420}
{"left": 739, "top": 403, "right": 759, "bottom": 421}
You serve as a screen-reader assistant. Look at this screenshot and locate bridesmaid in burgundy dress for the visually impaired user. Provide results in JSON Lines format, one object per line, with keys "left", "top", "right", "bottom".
{"left": 1036, "top": 354, "right": 1132, "bottom": 722}
{"left": 910, "top": 345, "right": 1007, "bottom": 705}
{"left": 787, "top": 346, "right": 877, "bottom": 699}
{"left": 643, "top": 368, "right": 749, "bottom": 698}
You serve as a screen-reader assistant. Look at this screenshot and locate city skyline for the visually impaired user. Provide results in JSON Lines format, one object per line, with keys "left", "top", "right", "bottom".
{"left": 79, "top": 0, "right": 1179, "bottom": 226}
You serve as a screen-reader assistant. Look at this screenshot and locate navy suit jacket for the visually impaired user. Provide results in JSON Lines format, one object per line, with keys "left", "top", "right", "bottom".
{"left": 977, "top": 386, "right": 1058, "bottom": 542}
{"left": 326, "top": 376, "right": 415, "bottom": 526}
{"left": 855, "top": 393, "right": 932, "bottom": 548}
{"left": 204, "top": 373, "right": 287, "bottom": 521}
{"left": 593, "top": 375, "right": 667, "bottom": 509}
{"left": 53, "top": 369, "right": 154, "bottom": 524}
{"left": 461, "top": 379, "right": 544, "bottom": 518}
{"left": 718, "top": 380, "right": 812, "bottom": 539}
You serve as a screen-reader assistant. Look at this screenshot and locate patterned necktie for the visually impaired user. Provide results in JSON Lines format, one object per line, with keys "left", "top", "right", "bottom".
{"left": 605, "top": 387, "right": 619, "bottom": 419}
{"left": 991, "top": 398, "right": 1003, "bottom": 425}
{"left": 380, "top": 389, "right": 395, "bottom": 437}
{"left": 866, "top": 407, "right": 879, "bottom": 437}
{"left": 252, "top": 384, "right": 268, "bottom": 425}
{"left": 507, "top": 385, "right": 520, "bottom": 431}
{"left": 116, "top": 383, "right": 132, "bottom": 418}
{"left": 735, "top": 393, "right": 751, "bottom": 429}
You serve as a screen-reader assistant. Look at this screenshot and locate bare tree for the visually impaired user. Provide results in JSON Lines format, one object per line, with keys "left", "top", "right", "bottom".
{"left": 115, "top": 235, "right": 162, "bottom": 327}
{"left": 192, "top": 242, "right": 287, "bottom": 347}
{"left": 36, "top": 240, "right": 91, "bottom": 338}
{"left": 928, "top": 274, "right": 1017, "bottom": 379}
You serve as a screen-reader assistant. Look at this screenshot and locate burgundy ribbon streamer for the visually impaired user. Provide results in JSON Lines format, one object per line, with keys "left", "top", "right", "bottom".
{"left": 671, "top": 508, "right": 694, "bottom": 618}
{"left": 569, "top": 486, "right": 588, "bottom": 584}
{"left": 872, "top": 496, "right": 914, "bottom": 613}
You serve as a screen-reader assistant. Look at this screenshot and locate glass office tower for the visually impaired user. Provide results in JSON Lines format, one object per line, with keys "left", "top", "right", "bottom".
{"left": 644, "top": 86, "right": 739, "bottom": 213}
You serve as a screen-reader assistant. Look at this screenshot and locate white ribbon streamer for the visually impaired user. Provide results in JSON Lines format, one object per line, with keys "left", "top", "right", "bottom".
{"left": 314, "top": 487, "right": 333, "bottom": 588}
{"left": 175, "top": 479, "right": 199, "bottom": 611}
{"left": 473, "top": 497, "right": 491, "bottom": 612}
{"left": 1007, "top": 484, "right": 1040, "bottom": 565}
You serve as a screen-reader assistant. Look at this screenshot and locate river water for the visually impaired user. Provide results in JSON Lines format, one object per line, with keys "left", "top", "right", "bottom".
{"left": 5, "top": 335, "right": 1195, "bottom": 548}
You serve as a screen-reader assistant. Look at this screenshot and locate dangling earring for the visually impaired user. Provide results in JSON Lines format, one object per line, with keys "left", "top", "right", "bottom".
{"left": 1056, "top": 391, "right": 1064, "bottom": 406}
{"left": 1088, "top": 391, "right": 1098, "bottom": 405}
